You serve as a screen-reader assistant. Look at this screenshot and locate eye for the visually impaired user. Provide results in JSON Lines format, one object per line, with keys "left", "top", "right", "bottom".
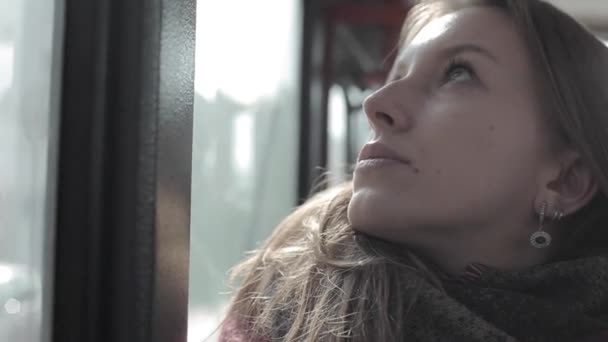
{"left": 443, "top": 58, "right": 475, "bottom": 83}
{"left": 387, "top": 72, "right": 405, "bottom": 83}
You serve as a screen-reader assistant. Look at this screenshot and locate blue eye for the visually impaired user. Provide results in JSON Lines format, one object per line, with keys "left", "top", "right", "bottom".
{"left": 443, "top": 58, "right": 475, "bottom": 83}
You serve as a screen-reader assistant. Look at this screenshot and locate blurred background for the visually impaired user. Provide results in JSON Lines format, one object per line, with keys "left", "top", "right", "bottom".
{"left": 2, "top": 0, "right": 608, "bottom": 341}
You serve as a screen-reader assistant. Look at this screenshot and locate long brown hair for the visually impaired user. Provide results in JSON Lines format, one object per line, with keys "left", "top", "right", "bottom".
{"left": 224, "top": 1, "right": 608, "bottom": 340}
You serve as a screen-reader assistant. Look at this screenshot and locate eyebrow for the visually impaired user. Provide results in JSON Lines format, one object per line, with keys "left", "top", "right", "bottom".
{"left": 441, "top": 43, "right": 499, "bottom": 63}
{"left": 389, "top": 43, "right": 499, "bottom": 81}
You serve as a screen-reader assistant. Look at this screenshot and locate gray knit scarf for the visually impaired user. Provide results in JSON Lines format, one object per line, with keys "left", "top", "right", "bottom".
{"left": 400, "top": 255, "right": 608, "bottom": 341}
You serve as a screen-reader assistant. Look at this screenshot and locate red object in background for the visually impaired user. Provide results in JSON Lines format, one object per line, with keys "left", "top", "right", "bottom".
{"left": 326, "top": 3, "right": 408, "bottom": 26}
{"left": 323, "top": 2, "right": 410, "bottom": 82}
{"left": 320, "top": 1, "right": 411, "bottom": 138}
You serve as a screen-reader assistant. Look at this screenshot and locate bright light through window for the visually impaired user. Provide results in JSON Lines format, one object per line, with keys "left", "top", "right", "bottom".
{"left": 0, "top": 265, "right": 14, "bottom": 284}
{"left": 195, "top": 0, "right": 297, "bottom": 105}
{"left": 327, "top": 85, "right": 348, "bottom": 185}
{"left": 0, "top": 43, "right": 14, "bottom": 96}
{"left": 189, "top": 1, "right": 301, "bottom": 341}
{"left": 233, "top": 112, "right": 253, "bottom": 175}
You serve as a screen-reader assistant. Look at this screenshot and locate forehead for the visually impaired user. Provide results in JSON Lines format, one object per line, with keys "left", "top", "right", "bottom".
{"left": 400, "top": 6, "right": 527, "bottom": 64}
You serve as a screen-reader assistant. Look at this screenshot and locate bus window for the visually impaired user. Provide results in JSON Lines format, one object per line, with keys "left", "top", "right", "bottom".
{"left": 188, "top": 1, "right": 302, "bottom": 341}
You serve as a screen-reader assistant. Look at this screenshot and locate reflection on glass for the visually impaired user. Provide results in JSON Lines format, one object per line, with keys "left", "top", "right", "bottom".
{"left": 188, "top": 1, "right": 302, "bottom": 341}
{"left": 0, "top": 0, "right": 62, "bottom": 341}
{"left": 5, "top": 299, "right": 22, "bottom": 315}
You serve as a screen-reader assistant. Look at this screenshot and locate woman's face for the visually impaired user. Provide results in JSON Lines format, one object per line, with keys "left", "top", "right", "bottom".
{"left": 348, "top": 7, "right": 558, "bottom": 253}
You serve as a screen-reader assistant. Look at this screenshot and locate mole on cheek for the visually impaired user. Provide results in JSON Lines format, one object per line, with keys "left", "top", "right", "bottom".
{"left": 489, "top": 124, "right": 495, "bottom": 131}
{"left": 435, "top": 169, "right": 442, "bottom": 175}
{"left": 413, "top": 167, "right": 421, "bottom": 174}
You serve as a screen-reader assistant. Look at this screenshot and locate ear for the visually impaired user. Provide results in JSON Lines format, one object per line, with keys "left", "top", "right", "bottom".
{"left": 537, "top": 150, "right": 598, "bottom": 217}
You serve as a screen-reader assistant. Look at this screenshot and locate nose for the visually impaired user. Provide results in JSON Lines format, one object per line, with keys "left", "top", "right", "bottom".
{"left": 363, "top": 82, "right": 413, "bottom": 134}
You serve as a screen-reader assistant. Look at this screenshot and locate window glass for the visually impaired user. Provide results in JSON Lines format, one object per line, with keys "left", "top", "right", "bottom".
{"left": 0, "top": 0, "right": 63, "bottom": 341}
{"left": 188, "top": 1, "right": 302, "bottom": 341}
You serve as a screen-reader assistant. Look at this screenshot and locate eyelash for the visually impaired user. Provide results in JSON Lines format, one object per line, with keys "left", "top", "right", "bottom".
{"left": 442, "top": 57, "right": 476, "bottom": 83}
{"left": 387, "top": 57, "right": 476, "bottom": 84}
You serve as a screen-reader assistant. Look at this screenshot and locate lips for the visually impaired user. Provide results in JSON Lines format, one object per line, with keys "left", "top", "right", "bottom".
{"left": 357, "top": 142, "right": 411, "bottom": 164}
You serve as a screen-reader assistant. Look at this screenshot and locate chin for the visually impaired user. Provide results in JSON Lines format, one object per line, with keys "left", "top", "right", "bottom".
{"left": 347, "top": 190, "right": 369, "bottom": 229}
{"left": 348, "top": 190, "right": 398, "bottom": 237}
{"left": 348, "top": 187, "right": 430, "bottom": 246}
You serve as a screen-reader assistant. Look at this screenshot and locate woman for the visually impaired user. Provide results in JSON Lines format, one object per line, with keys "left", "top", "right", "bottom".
{"left": 219, "top": 0, "right": 608, "bottom": 341}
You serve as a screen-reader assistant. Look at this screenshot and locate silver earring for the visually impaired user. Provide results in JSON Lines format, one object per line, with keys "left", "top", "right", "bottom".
{"left": 551, "top": 208, "right": 564, "bottom": 222}
{"left": 530, "top": 201, "right": 552, "bottom": 248}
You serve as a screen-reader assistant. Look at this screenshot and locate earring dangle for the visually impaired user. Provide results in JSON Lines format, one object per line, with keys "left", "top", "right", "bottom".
{"left": 530, "top": 201, "right": 552, "bottom": 248}
{"left": 551, "top": 208, "right": 564, "bottom": 222}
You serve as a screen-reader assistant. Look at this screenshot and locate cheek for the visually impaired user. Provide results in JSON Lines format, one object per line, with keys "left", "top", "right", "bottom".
{"left": 422, "top": 99, "right": 541, "bottom": 165}
{"left": 418, "top": 111, "right": 499, "bottom": 168}
{"left": 430, "top": 117, "right": 538, "bottom": 177}
{"left": 414, "top": 108, "right": 543, "bottom": 212}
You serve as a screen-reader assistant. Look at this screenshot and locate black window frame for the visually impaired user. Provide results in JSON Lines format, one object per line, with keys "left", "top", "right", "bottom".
{"left": 52, "top": 0, "right": 195, "bottom": 341}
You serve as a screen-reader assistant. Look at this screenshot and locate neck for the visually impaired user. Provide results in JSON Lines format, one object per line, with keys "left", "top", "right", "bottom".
{"left": 415, "top": 226, "right": 559, "bottom": 276}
